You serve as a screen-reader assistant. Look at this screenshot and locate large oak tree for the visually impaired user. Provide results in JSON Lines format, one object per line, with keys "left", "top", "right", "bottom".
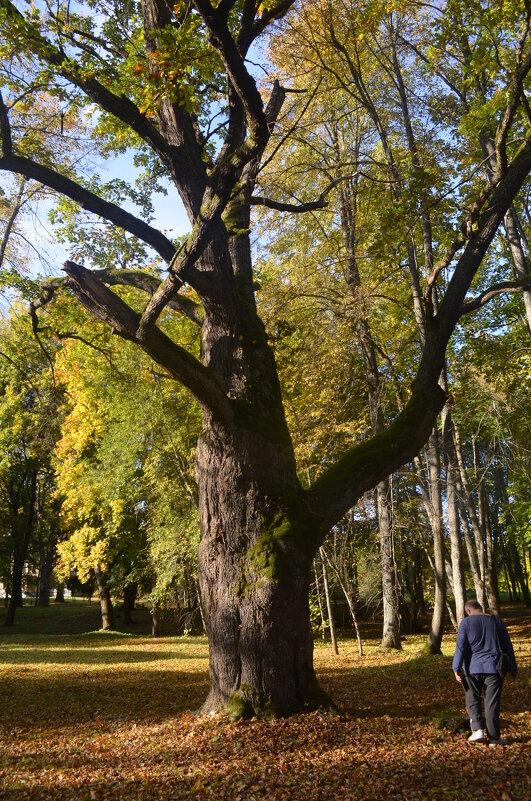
{"left": 0, "top": 0, "right": 530, "bottom": 716}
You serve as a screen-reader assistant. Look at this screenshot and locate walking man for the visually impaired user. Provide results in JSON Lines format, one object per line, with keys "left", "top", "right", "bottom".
{"left": 453, "top": 600, "right": 517, "bottom": 746}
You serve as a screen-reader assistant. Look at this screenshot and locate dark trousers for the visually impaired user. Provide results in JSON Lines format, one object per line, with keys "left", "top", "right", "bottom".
{"left": 464, "top": 673, "right": 503, "bottom": 740}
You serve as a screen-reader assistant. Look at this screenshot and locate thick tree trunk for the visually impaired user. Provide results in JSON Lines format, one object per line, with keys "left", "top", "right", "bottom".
{"left": 94, "top": 566, "right": 115, "bottom": 630}
{"left": 55, "top": 583, "right": 65, "bottom": 603}
{"left": 196, "top": 418, "right": 328, "bottom": 718}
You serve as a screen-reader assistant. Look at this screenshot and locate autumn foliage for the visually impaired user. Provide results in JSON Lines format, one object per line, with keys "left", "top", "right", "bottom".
{"left": 0, "top": 603, "right": 529, "bottom": 801}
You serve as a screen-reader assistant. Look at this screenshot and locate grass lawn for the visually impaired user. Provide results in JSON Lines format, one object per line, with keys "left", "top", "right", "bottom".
{"left": 0, "top": 603, "right": 529, "bottom": 800}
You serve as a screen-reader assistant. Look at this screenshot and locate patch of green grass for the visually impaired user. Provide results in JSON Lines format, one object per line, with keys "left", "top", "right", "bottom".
{"left": 0, "top": 599, "right": 154, "bottom": 636}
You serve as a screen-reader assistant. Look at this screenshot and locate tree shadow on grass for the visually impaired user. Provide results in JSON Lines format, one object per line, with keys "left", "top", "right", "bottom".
{"left": 0, "top": 666, "right": 210, "bottom": 730}
{"left": 2, "top": 641, "right": 527, "bottom": 729}
{"left": 0, "top": 643, "right": 207, "bottom": 665}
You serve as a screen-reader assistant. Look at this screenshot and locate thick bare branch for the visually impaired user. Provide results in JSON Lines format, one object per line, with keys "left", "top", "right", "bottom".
{"left": 309, "top": 385, "right": 446, "bottom": 537}
{"left": 251, "top": 176, "right": 348, "bottom": 213}
{"left": 459, "top": 279, "right": 531, "bottom": 317}
{"left": 136, "top": 217, "right": 214, "bottom": 337}
{"left": 33, "top": 270, "right": 203, "bottom": 326}
{"left": 0, "top": 152, "right": 175, "bottom": 262}
{"left": 193, "top": 0, "right": 269, "bottom": 145}
{"left": 94, "top": 269, "right": 203, "bottom": 325}
{"left": 494, "top": 51, "right": 531, "bottom": 177}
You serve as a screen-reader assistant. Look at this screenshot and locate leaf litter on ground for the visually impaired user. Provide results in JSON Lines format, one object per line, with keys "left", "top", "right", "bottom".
{"left": 0, "top": 607, "right": 529, "bottom": 801}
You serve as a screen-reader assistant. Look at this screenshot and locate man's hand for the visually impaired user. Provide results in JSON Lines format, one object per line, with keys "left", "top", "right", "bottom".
{"left": 454, "top": 671, "right": 463, "bottom": 683}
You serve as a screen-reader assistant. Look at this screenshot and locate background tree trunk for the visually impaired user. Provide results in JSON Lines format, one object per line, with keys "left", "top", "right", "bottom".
{"left": 123, "top": 582, "right": 137, "bottom": 624}
{"left": 427, "top": 432, "right": 446, "bottom": 653}
{"left": 313, "top": 561, "right": 326, "bottom": 640}
{"left": 378, "top": 480, "right": 401, "bottom": 649}
{"left": 37, "top": 545, "right": 55, "bottom": 607}
{"left": 4, "top": 472, "right": 37, "bottom": 627}
{"left": 320, "top": 547, "right": 338, "bottom": 655}
{"left": 94, "top": 566, "right": 115, "bottom": 631}
{"left": 152, "top": 602, "right": 162, "bottom": 637}
{"left": 444, "top": 423, "right": 466, "bottom": 624}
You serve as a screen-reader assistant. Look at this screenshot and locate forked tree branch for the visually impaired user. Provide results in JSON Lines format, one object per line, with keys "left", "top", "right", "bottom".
{"left": 0, "top": 0, "right": 203, "bottom": 193}
{"left": 33, "top": 270, "right": 203, "bottom": 325}
{"left": 95, "top": 269, "right": 203, "bottom": 325}
{"left": 136, "top": 77, "right": 287, "bottom": 334}
{"left": 60, "top": 261, "right": 232, "bottom": 420}
{"left": 193, "top": 0, "right": 270, "bottom": 145}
